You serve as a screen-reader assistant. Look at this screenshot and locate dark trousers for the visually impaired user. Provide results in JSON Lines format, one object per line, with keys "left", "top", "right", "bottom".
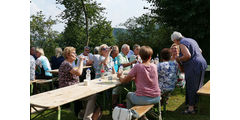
{"left": 185, "top": 71, "right": 205, "bottom": 106}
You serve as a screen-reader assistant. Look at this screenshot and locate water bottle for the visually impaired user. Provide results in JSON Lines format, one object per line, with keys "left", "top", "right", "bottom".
{"left": 100, "top": 65, "right": 105, "bottom": 80}
{"left": 108, "top": 67, "right": 113, "bottom": 81}
{"left": 154, "top": 54, "right": 159, "bottom": 64}
{"left": 151, "top": 59, "right": 154, "bottom": 63}
{"left": 119, "top": 65, "right": 123, "bottom": 73}
{"left": 86, "top": 68, "right": 91, "bottom": 80}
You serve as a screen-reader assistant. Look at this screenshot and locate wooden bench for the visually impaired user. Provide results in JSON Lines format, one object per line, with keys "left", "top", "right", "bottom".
{"left": 131, "top": 104, "right": 162, "bottom": 120}
{"left": 31, "top": 79, "right": 54, "bottom": 94}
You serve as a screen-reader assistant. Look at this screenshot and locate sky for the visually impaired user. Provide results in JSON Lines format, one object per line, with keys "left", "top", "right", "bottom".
{"left": 30, "top": 0, "right": 151, "bottom": 32}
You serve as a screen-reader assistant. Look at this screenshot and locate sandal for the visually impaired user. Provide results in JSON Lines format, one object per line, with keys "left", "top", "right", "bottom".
{"left": 182, "top": 109, "right": 196, "bottom": 114}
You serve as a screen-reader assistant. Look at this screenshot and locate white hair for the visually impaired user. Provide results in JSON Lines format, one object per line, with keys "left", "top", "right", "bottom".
{"left": 171, "top": 31, "right": 183, "bottom": 41}
{"left": 36, "top": 48, "right": 44, "bottom": 56}
{"left": 55, "top": 47, "right": 62, "bottom": 58}
{"left": 121, "top": 44, "right": 129, "bottom": 50}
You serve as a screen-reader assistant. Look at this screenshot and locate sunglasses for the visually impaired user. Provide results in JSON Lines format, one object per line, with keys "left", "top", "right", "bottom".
{"left": 101, "top": 48, "right": 108, "bottom": 51}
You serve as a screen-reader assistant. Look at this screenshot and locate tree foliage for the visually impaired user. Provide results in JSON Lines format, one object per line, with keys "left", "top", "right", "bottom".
{"left": 146, "top": 0, "right": 210, "bottom": 62}
{"left": 30, "top": 11, "right": 60, "bottom": 58}
{"left": 116, "top": 14, "right": 173, "bottom": 57}
{"left": 56, "top": 0, "right": 114, "bottom": 54}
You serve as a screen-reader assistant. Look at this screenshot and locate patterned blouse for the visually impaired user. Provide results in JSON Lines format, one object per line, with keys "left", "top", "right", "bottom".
{"left": 95, "top": 56, "right": 114, "bottom": 78}
{"left": 157, "top": 61, "right": 179, "bottom": 93}
{"left": 58, "top": 60, "right": 79, "bottom": 88}
{"left": 30, "top": 55, "right": 35, "bottom": 80}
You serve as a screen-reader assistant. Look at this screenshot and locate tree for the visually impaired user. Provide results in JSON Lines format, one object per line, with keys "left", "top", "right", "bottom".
{"left": 116, "top": 14, "right": 172, "bottom": 57}
{"left": 30, "top": 11, "right": 60, "bottom": 58}
{"left": 145, "top": 0, "right": 210, "bottom": 63}
{"left": 57, "top": 0, "right": 114, "bottom": 53}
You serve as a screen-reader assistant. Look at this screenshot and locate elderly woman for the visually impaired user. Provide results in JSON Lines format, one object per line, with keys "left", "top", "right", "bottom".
{"left": 95, "top": 44, "right": 115, "bottom": 78}
{"left": 171, "top": 31, "right": 207, "bottom": 114}
{"left": 170, "top": 43, "right": 180, "bottom": 61}
{"left": 35, "top": 48, "right": 52, "bottom": 79}
{"left": 117, "top": 46, "right": 161, "bottom": 119}
{"left": 157, "top": 48, "right": 179, "bottom": 106}
{"left": 129, "top": 44, "right": 142, "bottom": 63}
{"left": 50, "top": 47, "right": 65, "bottom": 70}
{"left": 58, "top": 46, "right": 96, "bottom": 120}
{"left": 110, "top": 45, "right": 120, "bottom": 72}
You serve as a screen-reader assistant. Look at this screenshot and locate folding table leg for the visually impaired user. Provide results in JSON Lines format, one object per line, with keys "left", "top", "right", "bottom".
{"left": 158, "top": 101, "right": 162, "bottom": 120}
{"left": 57, "top": 106, "right": 61, "bottom": 120}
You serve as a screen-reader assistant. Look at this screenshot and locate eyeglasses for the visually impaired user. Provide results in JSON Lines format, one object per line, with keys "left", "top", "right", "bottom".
{"left": 101, "top": 48, "right": 107, "bottom": 51}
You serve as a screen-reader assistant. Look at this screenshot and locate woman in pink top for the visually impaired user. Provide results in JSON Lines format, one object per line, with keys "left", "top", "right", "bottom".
{"left": 117, "top": 46, "right": 161, "bottom": 110}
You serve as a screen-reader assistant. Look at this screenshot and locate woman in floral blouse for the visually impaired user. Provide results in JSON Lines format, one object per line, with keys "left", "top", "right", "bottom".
{"left": 58, "top": 46, "right": 96, "bottom": 120}
{"left": 157, "top": 48, "right": 179, "bottom": 105}
{"left": 158, "top": 48, "right": 179, "bottom": 92}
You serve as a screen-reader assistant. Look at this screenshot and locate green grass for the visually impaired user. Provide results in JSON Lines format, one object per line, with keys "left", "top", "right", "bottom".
{"left": 31, "top": 73, "right": 210, "bottom": 120}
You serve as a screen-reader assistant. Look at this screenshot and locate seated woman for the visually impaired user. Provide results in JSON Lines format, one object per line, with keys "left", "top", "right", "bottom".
{"left": 35, "top": 48, "right": 52, "bottom": 79}
{"left": 170, "top": 43, "right": 185, "bottom": 88}
{"left": 58, "top": 46, "right": 96, "bottom": 120}
{"left": 50, "top": 47, "right": 65, "bottom": 70}
{"left": 91, "top": 44, "right": 115, "bottom": 78}
{"left": 117, "top": 46, "right": 161, "bottom": 119}
{"left": 157, "top": 48, "right": 179, "bottom": 104}
{"left": 129, "top": 44, "right": 142, "bottom": 63}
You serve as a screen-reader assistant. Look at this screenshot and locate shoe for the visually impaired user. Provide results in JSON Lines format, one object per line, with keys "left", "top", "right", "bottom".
{"left": 77, "top": 110, "right": 84, "bottom": 120}
{"left": 182, "top": 109, "right": 196, "bottom": 114}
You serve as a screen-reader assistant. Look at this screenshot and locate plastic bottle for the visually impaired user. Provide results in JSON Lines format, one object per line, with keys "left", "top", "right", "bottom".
{"left": 108, "top": 67, "right": 113, "bottom": 81}
{"left": 86, "top": 68, "right": 91, "bottom": 80}
{"left": 155, "top": 54, "right": 159, "bottom": 64}
{"left": 119, "top": 65, "right": 123, "bottom": 73}
{"left": 100, "top": 65, "right": 105, "bottom": 80}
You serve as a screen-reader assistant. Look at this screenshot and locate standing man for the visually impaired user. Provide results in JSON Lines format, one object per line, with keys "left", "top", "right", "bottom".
{"left": 117, "top": 44, "right": 136, "bottom": 71}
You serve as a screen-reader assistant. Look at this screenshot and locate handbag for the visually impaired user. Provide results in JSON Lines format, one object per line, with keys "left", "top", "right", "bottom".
{"left": 112, "top": 106, "right": 139, "bottom": 120}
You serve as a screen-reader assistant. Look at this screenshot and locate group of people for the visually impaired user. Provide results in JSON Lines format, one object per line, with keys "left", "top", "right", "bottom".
{"left": 30, "top": 31, "right": 207, "bottom": 120}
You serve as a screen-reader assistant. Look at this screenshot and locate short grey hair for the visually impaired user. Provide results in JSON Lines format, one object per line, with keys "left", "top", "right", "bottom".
{"left": 94, "top": 46, "right": 100, "bottom": 54}
{"left": 121, "top": 44, "right": 129, "bottom": 50}
{"left": 171, "top": 31, "right": 183, "bottom": 41}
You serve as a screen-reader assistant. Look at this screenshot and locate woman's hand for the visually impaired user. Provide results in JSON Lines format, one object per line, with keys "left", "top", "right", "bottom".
{"left": 78, "top": 56, "right": 85, "bottom": 61}
{"left": 117, "top": 71, "right": 123, "bottom": 78}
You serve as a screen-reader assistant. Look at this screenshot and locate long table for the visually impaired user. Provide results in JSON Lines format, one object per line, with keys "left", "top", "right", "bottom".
{"left": 47, "top": 66, "right": 92, "bottom": 74}
{"left": 197, "top": 80, "right": 210, "bottom": 95}
{"left": 31, "top": 70, "right": 130, "bottom": 120}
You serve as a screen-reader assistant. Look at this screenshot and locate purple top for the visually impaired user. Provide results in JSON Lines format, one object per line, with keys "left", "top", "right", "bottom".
{"left": 128, "top": 64, "right": 161, "bottom": 97}
{"left": 180, "top": 38, "right": 207, "bottom": 75}
{"left": 58, "top": 60, "right": 79, "bottom": 88}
